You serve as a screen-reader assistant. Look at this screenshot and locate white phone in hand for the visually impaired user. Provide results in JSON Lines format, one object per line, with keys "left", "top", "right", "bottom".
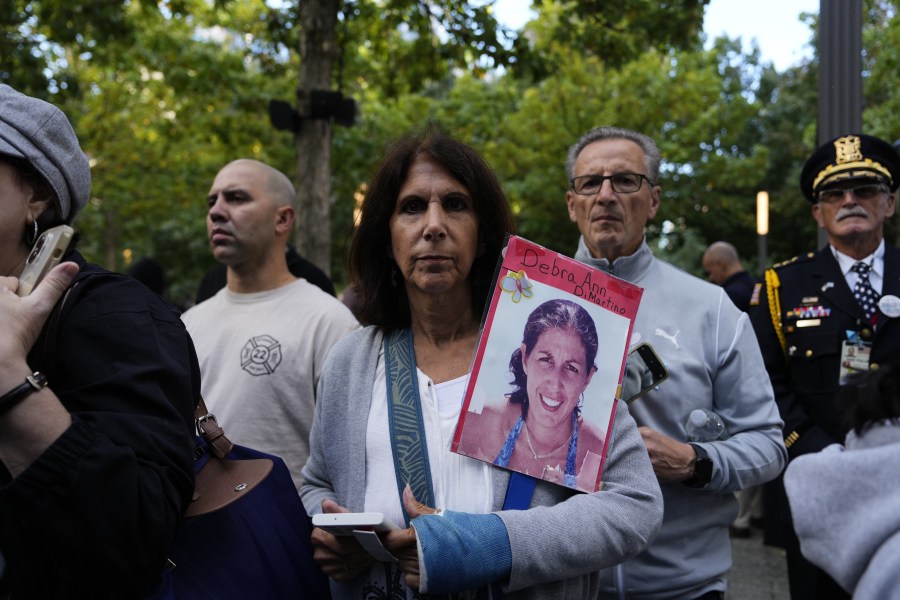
{"left": 312, "top": 512, "right": 400, "bottom": 536}
{"left": 312, "top": 512, "right": 401, "bottom": 563}
{"left": 17, "top": 225, "right": 74, "bottom": 297}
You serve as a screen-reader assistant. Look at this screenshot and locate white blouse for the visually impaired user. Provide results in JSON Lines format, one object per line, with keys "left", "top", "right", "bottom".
{"left": 357, "top": 345, "right": 493, "bottom": 597}
{"left": 364, "top": 346, "right": 493, "bottom": 525}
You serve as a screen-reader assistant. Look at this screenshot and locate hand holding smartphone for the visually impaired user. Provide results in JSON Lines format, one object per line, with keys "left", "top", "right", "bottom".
{"left": 312, "top": 512, "right": 400, "bottom": 563}
{"left": 17, "top": 225, "right": 74, "bottom": 297}
{"left": 312, "top": 512, "right": 399, "bottom": 536}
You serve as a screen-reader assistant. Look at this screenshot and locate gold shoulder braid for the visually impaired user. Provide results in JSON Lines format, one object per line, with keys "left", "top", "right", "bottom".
{"left": 764, "top": 268, "right": 788, "bottom": 356}
{"left": 764, "top": 267, "right": 810, "bottom": 449}
{"left": 785, "top": 430, "right": 800, "bottom": 448}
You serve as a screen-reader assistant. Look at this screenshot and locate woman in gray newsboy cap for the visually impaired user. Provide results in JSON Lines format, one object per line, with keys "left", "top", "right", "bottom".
{"left": 0, "top": 84, "right": 200, "bottom": 597}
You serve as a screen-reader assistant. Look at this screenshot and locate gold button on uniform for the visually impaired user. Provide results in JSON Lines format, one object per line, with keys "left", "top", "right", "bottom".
{"left": 805, "top": 349, "right": 813, "bottom": 358}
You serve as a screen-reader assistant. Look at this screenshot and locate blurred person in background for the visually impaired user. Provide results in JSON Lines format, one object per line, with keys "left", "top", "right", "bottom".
{"left": 702, "top": 241, "right": 756, "bottom": 313}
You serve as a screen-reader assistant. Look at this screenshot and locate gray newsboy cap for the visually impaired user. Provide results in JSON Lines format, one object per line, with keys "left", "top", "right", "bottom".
{"left": 0, "top": 84, "right": 90, "bottom": 222}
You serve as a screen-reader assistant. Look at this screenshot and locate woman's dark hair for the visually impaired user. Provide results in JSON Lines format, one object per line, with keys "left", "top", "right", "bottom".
{"left": 348, "top": 127, "right": 515, "bottom": 329}
{"left": 1, "top": 154, "right": 63, "bottom": 244}
{"left": 841, "top": 357, "right": 900, "bottom": 436}
{"left": 508, "top": 299, "right": 599, "bottom": 416}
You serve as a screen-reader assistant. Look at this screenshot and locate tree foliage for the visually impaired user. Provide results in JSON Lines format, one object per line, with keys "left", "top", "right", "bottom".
{"left": 4, "top": 0, "right": 900, "bottom": 302}
{"left": 4, "top": 0, "right": 300, "bottom": 302}
{"left": 511, "top": 0, "right": 707, "bottom": 79}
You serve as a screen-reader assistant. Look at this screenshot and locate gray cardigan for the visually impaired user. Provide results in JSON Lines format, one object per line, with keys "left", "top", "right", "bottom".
{"left": 300, "top": 326, "right": 663, "bottom": 599}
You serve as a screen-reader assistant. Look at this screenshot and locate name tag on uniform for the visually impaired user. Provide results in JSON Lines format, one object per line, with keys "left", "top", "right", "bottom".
{"left": 839, "top": 340, "right": 871, "bottom": 384}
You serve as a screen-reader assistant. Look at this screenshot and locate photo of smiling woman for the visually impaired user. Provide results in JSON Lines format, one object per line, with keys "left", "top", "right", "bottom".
{"left": 457, "top": 298, "right": 610, "bottom": 491}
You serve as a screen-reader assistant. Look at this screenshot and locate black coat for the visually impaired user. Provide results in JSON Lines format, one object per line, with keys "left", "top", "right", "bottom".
{"left": 0, "top": 252, "right": 199, "bottom": 598}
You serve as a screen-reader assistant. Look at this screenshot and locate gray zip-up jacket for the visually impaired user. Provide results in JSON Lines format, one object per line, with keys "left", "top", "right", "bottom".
{"left": 576, "top": 238, "right": 787, "bottom": 599}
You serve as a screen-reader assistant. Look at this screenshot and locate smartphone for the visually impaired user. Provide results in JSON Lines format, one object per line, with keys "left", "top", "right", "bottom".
{"left": 312, "top": 512, "right": 400, "bottom": 536}
{"left": 17, "top": 225, "right": 75, "bottom": 297}
{"left": 620, "top": 342, "right": 669, "bottom": 404}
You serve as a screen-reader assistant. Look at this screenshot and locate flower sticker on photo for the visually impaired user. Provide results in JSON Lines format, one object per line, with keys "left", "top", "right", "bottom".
{"left": 499, "top": 270, "right": 534, "bottom": 303}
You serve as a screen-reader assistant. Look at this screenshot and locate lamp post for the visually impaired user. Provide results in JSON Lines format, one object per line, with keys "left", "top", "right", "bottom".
{"left": 757, "top": 191, "right": 769, "bottom": 276}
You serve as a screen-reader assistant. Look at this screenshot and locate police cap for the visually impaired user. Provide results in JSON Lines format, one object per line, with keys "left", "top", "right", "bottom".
{"left": 799, "top": 133, "right": 900, "bottom": 203}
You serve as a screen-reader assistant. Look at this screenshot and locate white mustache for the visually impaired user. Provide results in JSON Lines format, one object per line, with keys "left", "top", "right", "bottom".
{"left": 836, "top": 207, "right": 868, "bottom": 220}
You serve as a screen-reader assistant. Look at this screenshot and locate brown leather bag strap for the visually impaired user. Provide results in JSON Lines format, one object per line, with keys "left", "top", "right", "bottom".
{"left": 187, "top": 396, "right": 274, "bottom": 517}
{"left": 195, "top": 396, "right": 233, "bottom": 459}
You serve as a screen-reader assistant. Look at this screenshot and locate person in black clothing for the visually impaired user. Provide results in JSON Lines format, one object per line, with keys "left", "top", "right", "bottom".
{"left": 195, "top": 243, "right": 335, "bottom": 304}
{"left": 0, "top": 84, "right": 198, "bottom": 597}
{"left": 127, "top": 256, "right": 166, "bottom": 296}
{"left": 702, "top": 241, "right": 755, "bottom": 312}
{"left": 751, "top": 133, "right": 900, "bottom": 600}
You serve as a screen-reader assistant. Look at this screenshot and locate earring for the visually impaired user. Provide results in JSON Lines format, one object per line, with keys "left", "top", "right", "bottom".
{"left": 25, "top": 220, "right": 39, "bottom": 246}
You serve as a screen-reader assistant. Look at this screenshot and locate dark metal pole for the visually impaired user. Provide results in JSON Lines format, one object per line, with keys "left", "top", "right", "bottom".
{"left": 817, "top": 0, "right": 863, "bottom": 249}
{"left": 758, "top": 235, "right": 767, "bottom": 277}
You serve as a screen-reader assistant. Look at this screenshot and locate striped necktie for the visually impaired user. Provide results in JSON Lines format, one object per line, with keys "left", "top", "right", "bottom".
{"left": 851, "top": 261, "right": 878, "bottom": 321}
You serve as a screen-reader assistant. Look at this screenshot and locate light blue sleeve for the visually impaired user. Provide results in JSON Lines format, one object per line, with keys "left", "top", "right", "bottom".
{"left": 412, "top": 510, "right": 512, "bottom": 593}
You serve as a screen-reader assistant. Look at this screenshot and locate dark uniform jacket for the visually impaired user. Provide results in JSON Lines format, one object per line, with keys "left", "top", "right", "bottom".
{"left": 723, "top": 270, "right": 756, "bottom": 313}
{"left": 0, "top": 252, "right": 199, "bottom": 598}
{"left": 751, "top": 243, "right": 900, "bottom": 459}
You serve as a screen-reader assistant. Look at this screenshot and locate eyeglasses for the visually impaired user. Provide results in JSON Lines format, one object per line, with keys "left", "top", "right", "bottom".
{"left": 818, "top": 184, "right": 888, "bottom": 203}
{"left": 570, "top": 173, "right": 651, "bottom": 196}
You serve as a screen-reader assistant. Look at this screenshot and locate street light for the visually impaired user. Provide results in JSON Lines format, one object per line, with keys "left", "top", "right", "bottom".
{"left": 757, "top": 191, "right": 769, "bottom": 275}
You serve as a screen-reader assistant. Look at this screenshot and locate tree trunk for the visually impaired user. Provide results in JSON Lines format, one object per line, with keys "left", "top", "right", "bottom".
{"left": 295, "top": 0, "right": 339, "bottom": 276}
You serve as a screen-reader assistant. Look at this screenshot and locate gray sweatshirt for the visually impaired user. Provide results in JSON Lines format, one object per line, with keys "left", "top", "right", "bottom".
{"left": 575, "top": 237, "right": 787, "bottom": 599}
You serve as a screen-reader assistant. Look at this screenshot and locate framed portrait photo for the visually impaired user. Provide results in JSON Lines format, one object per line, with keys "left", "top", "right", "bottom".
{"left": 452, "top": 235, "right": 643, "bottom": 493}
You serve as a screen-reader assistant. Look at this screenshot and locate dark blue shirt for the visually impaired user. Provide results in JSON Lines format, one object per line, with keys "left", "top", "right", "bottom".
{"left": 722, "top": 270, "right": 756, "bottom": 313}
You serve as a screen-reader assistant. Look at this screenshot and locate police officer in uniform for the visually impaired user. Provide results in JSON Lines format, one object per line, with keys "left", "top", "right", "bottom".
{"left": 751, "top": 133, "right": 900, "bottom": 599}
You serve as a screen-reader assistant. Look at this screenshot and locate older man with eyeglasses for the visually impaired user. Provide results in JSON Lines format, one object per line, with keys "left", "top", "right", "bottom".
{"left": 750, "top": 133, "right": 900, "bottom": 600}
{"left": 565, "top": 126, "right": 786, "bottom": 600}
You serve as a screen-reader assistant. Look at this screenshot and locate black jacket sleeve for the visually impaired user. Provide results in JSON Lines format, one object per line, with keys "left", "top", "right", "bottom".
{"left": 0, "top": 257, "right": 198, "bottom": 598}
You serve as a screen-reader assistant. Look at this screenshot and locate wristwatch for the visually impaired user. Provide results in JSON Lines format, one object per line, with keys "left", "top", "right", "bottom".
{"left": 683, "top": 443, "right": 713, "bottom": 488}
{"left": 0, "top": 372, "right": 48, "bottom": 416}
